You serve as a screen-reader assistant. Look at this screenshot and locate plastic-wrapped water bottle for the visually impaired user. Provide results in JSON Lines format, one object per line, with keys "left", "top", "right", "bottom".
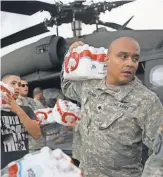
{"left": 68, "top": 58, "right": 77, "bottom": 71}
{"left": 89, "top": 46, "right": 97, "bottom": 60}
{"left": 89, "top": 46, "right": 96, "bottom": 53}
{"left": 52, "top": 148, "right": 72, "bottom": 162}
{"left": 0, "top": 81, "right": 15, "bottom": 106}
{"left": 23, "top": 153, "right": 33, "bottom": 160}
{"left": 99, "top": 47, "right": 106, "bottom": 52}
{"left": 2, "top": 147, "right": 83, "bottom": 177}
{"left": 104, "top": 48, "right": 108, "bottom": 55}
{"left": 96, "top": 47, "right": 106, "bottom": 62}
{"left": 82, "top": 44, "right": 89, "bottom": 50}
{"left": 56, "top": 159, "right": 73, "bottom": 172}
{"left": 63, "top": 44, "right": 107, "bottom": 80}
{"left": 65, "top": 49, "right": 71, "bottom": 58}
{"left": 76, "top": 46, "right": 83, "bottom": 54}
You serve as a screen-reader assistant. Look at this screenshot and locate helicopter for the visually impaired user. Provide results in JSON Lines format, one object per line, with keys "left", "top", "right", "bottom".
{"left": 1, "top": 0, "right": 163, "bottom": 163}
{"left": 1, "top": 0, "right": 163, "bottom": 105}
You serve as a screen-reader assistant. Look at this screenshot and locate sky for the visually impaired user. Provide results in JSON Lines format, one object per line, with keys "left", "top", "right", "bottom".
{"left": 1, "top": 0, "right": 163, "bottom": 56}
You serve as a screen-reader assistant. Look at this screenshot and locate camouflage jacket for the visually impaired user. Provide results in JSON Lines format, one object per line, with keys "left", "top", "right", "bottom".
{"left": 61, "top": 73, "right": 163, "bottom": 177}
{"left": 141, "top": 123, "right": 163, "bottom": 177}
{"left": 28, "top": 134, "right": 46, "bottom": 152}
{"left": 34, "top": 98, "right": 48, "bottom": 109}
{"left": 16, "top": 96, "right": 38, "bottom": 110}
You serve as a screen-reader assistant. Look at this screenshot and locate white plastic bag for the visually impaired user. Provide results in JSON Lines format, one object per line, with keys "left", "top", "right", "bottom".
{"left": 34, "top": 108, "right": 53, "bottom": 125}
{"left": 63, "top": 44, "right": 107, "bottom": 80}
{"left": 0, "top": 81, "right": 15, "bottom": 111}
{"left": 2, "top": 147, "right": 83, "bottom": 177}
{"left": 34, "top": 100, "right": 80, "bottom": 126}
{"left": 52, "top": 99, "right": 80, "bottom": 126}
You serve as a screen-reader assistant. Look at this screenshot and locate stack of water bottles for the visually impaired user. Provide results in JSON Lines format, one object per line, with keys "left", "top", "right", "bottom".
{"left": 1, "top": 147, "right": 83, "bottom": 177}
{"left": 63, "top": 44, "right": 107, "bottom": 80}
{"left": 34, "top": 99, "right": 80, "bottom": 126}
{"left": 53, "top": 99, "right": 80, "bottom": 126}
{"left": 0, "top": 81, "right": 15, "bottom": 111}
{"left": 34, "top": 108, "right": 53, "bottom": 125}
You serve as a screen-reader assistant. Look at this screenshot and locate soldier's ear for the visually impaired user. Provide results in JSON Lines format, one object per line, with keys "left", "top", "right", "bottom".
{"left": 105, "top": 56, "right": 109, "bottom": 64}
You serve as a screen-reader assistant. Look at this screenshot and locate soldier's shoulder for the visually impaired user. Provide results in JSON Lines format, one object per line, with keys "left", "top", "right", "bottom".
{"left": 135, "top": 81, "right": 159, "bottom": 104}
{"left": 16, "top": 96, "right": 24, "bottom": 105}
{"left": 83, "top": 79, "right": 102, "bottom": 89}
{"left": 16, "top": 95, "right": 23, "bottom": 100}
{"left": 27, "top": 97, "right": 35, "bottom": 102}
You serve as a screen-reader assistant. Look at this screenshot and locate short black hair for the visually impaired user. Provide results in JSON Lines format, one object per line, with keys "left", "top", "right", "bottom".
{"left": 33, "top": 87, "right": 43, "bottom": 96}
{"left": 21, "top": 77, "right": 27, "bottom": 82}
{"left": 1, "top": 73, "right": 20, "bottom": 81}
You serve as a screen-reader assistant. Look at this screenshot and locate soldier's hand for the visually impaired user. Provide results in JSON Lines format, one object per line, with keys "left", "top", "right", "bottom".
{"left": 69, "top": 41, "right": 85, "bottom": 51}
{"left": 3, "top": 94, "right": 20, "bottom": 114}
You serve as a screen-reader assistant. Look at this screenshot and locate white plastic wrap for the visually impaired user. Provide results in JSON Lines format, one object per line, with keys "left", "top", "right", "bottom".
{"left": 34, "top": 100, "right": 80, "bottom": 126}
{"left": 63, "top": 45, "right": 107, "bottom": 80}
{"left": 0, "top": 81, "right": 15, "bottom": 111}
{"left": 34, "top": 108, "right": 53, "bottom": 125}
{"left": 52, "top": 99, "right": 80, "bottom": 126}
{"left": 2, "top": 147, "right": 83, "bottom": 177}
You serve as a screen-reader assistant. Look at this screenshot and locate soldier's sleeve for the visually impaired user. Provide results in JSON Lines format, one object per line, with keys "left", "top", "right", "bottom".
{"left": 60, "top": 62, "right": 84, "bottom": 103}
{"left": 142, "top": 97, "right": 163, "bottom": 149}
{"left": 141, "top": 123, "right": 163, "bottom": 177}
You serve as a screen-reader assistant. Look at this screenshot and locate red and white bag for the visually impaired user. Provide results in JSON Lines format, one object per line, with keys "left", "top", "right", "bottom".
{"left": 34, "top": 108, "right": 53, "bottom": 125}
{"left": 52, "top": 99, "right": 80, "bottom": 126}
{"left": 0, "top": 81, "right": 15, "bottom": 111}
{"left": 34, "top": 100, "right": 80, "bottom": 126}
{"left": 63, "top": 44, "right": 107, "bottom": 80}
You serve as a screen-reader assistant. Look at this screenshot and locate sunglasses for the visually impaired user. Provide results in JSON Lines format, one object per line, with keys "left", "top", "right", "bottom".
{"left": 21, "top": 84, "right": 29, "bottom": 87}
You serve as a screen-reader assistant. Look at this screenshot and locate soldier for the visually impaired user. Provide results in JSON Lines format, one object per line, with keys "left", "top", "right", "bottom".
{"left": 16, "top": 79, "right": 37, "bottom": 110}
{"left": 33, "top": 87, "right": 48, "bottom": 109}
{"left": 141, "top": 122, "right": 163, "bottom": 177}
{"left": 16, "top": 80, "right": 46, "bottom": 153}
{"left": 61, "top": 38, "right": 163, "bottom": 177}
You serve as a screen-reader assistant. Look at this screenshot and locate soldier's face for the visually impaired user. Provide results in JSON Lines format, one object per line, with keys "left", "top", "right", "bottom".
{"left": 35, "top": 92, "right": 43, "bottom": 100}
{"left": 3, "top": 75, "right": 21, "bottom": 99}
{"left": 19, "top": 80, "right": 29, "bottom": 96}
{"left": 106, "top": 39, "right": 140, "bottom": 85}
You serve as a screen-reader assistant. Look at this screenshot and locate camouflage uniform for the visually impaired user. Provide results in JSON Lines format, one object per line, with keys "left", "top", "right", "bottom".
{"left": 61, "top": 73, "right": 163, "bottom": 177}
{"left": 28, "top": 134, "right": 46, "bottom": 153}
{"left": 16, "top": 95, "right": 38, "bottom": 110}
{"left": 16, "top": 95, "right": 46, "bottom": 152}
{"left": 34, "top": 98, "right": 48, "bottom": 109}
{"left": 141, "top": 123, "right": 163, "bottom": 177}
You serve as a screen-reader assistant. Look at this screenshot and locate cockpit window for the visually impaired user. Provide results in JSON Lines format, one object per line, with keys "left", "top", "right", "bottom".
{"left": 150, "top": 65, "right": 163, "bottom": 87}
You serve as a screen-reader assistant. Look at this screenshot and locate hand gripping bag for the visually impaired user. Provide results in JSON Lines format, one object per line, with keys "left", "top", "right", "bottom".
{"left": 0, "top": 81, "right": 15, "bottom": 111}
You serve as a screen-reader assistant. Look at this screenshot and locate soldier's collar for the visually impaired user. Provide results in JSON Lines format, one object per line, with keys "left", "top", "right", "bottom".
{"left": 18, "top": 95, "right": 28, "bottom": 100}
{"left": 96, "top": 76, "right": 140, "bottom": 101}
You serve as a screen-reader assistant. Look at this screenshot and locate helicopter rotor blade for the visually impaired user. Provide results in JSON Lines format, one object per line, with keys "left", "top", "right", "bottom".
{"left": 1, "top": 0, "right": 57, "bottom": 16}
{"left": 1, "top": 23, "right": 49, "bottom": 48}
{"left": 109, "top": 0, "right": 135, "bottom": 10}
{"left": 118, "top": 16, "right": 134, "bottom": 30}
{"left": 97, "top": 20, "right": 133, "bottom": 30}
